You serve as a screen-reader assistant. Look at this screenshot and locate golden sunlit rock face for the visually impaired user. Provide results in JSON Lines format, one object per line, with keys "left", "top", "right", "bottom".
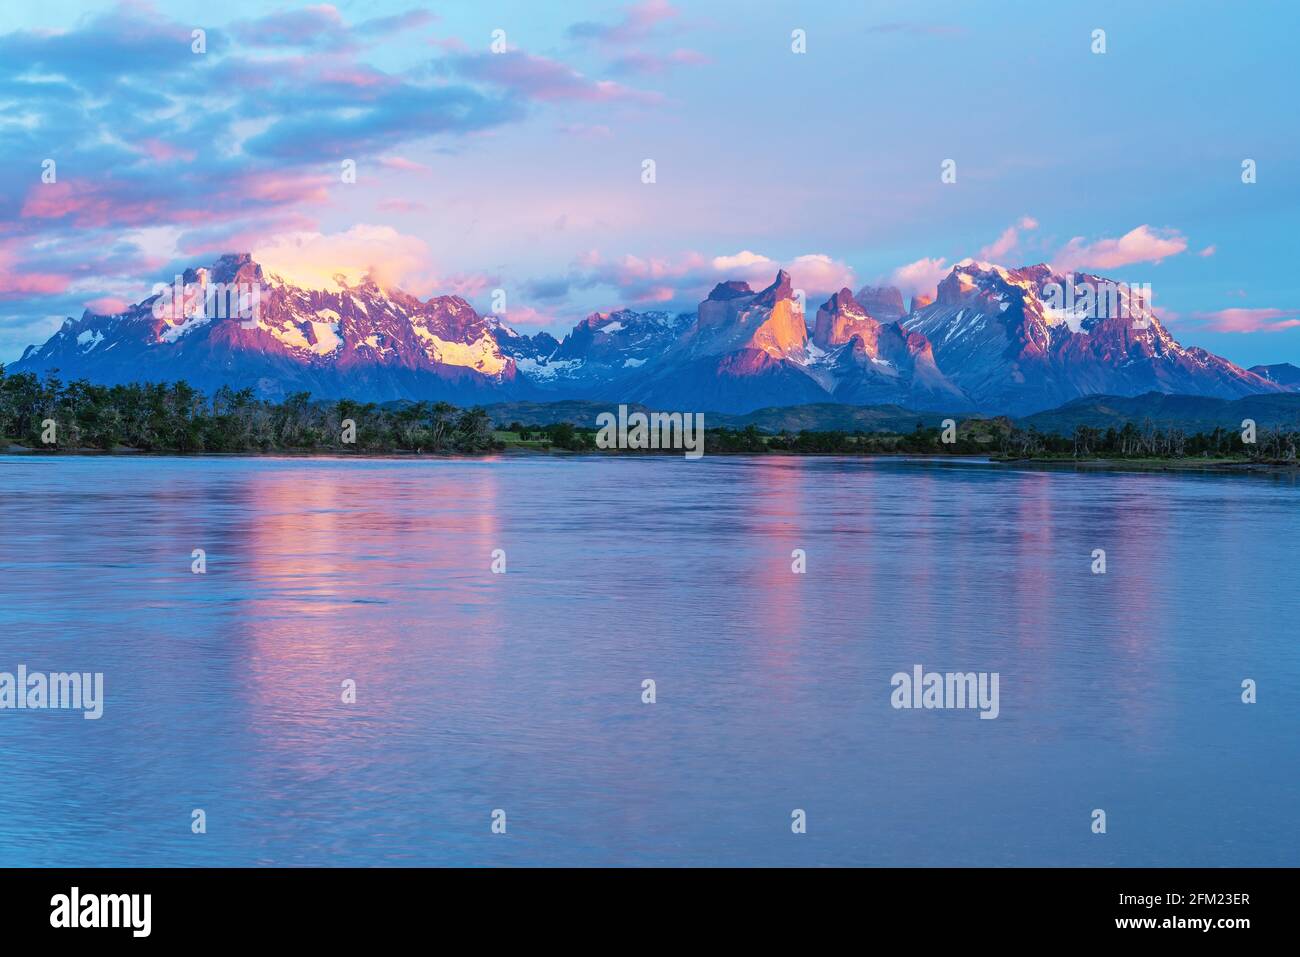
{"left": 689, "top": 270, "right": 806, "bottom": 359}
{"left": 813, "top": 289, "right": 881, "bottom": 351}
{"left": 749, "top": 297, "right": 808, "bottom": 359}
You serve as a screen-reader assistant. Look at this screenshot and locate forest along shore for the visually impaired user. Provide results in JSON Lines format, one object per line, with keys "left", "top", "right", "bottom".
{"left": 2, "top": 369, "right": 1297, "bottom": 464}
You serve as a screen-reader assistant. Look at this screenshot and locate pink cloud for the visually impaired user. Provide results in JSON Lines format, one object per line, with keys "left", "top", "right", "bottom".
{"left": 1198, "top": 245, "right": 1217, "bottom": 257}
{"left": 252, "top": 224, "right": 435, "bottom": 293}
{"left": 711, "top": 251, "right": 856, "bottom": 296}
{"left": 19, "top": 170, "right": 328, "bottom": 231}
{"left": 0, "top": 243, "right": 71, "bottom": 298}
{"left": 138, "top": 139, "right": 197, "bottom": 163}
{"left": 377, "top": 198, "right": 428, "bottom": 214}
{"left": 377, "top": 156, "right": 431, "bottom": 173}
{"left": 238, "top": 171, "right": 332, "bottom": 206}
{"left": 250, "top": 225, "right": 494, "bottom": 300}
{"left": 888, "top": 257, "right": 950, "bottom": 297}
{"left": 569, "top": 1, "right": 682, "bottom": 44}
{"left": 498, "top": 304, "right": 564, "bottom": 327}
{"left": 979, "top": 229, "right": 1018, "bottom": 261}
{"left": 316, "top": 64, "right": 396, "bottom": 89}
{"left": 0, "top": 271, "right": 70, "bottom": 298}
{"left": 439, "top": 272, "right": 496, "bottom": 298}
{"left": 978, "top": 215, "right": 1038, "bottom": 262}
{"left": 450, "top": 51, "right": 662, "bottom": 104}
{"left": 84, "top": 296, "right": 130, "bottom": 315}
{"left": 1052, "top": 225, "right": 1188, "bottom": 272}
{"left": 1192, "top": 308, "right": 1300, "bottom": 334}
{"left": 568, "top": 248, "right": 854, "bottom": 305}
{"left": 601, "top": 252, "right": 708, "bottom": 290}
{"left": 428, "top": 36, "right": 469, "bottom": 52}
{"left": 20, "top": 181, "right": 182, "bottom": 229}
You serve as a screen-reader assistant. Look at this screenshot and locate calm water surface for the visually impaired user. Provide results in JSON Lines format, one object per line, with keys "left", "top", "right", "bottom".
{"left": 0, "top": 453, "right": 1296, "bottom": 866}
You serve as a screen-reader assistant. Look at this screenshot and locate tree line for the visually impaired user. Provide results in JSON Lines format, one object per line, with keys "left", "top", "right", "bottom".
{"left": 0, "top": 367, "right": 498, "bottom": 453}
{"left": 2, "top": 366, "right": 1295, "bottom": 460}
{"left": 999, "top": 421, "right": 1297, "bottom": 461}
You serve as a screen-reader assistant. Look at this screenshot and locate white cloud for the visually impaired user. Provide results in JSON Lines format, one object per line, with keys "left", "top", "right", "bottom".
{"left": 709, "top": 251, "right": 855, "bottom": 295}
{"left": 573, "top": 249, "right": 855, "bottom": 305}
{"left": 1052, "top": 225, "right": 1188, "bottom": 273}
{"left": 888, "top": 257, "right": 950, "bottom": 297}
{"left": 253, "top": 225, "right": 440, "bottom": 296}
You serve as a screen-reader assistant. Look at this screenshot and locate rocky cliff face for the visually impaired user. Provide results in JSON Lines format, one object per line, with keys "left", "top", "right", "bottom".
{"left": 625, "top": 271, "right": 826, "bottom": 411}
{"left": 854, "top": 284, "right": 907, "bottom": 322}
{"left": 811, "top": 288, "right": 969, "bottom": 408}
{"left": 901, "top": 261, "right": 1281, "bottom": 413}
{"left": 812, "top": 288, "right": 880, "bottom": 351}
{"left": 15, "top": 254, "right": 526, "bottom": 402}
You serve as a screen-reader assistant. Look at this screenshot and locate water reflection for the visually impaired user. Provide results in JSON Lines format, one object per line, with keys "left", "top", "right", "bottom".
{"left": 0, "top": 454, "right": 1296, "bottom": 865}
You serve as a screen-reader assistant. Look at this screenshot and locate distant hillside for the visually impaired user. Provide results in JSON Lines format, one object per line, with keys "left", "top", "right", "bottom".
{"left": 482, "top": 399, "right": 955, "bottom": 432}
{"left": 481, "top": 400, "right": 658, "bottom": 427}
{"left": 715, "top": 403, "right": 950, "bottom": 432}
{"left": 487, "top": 392, "right": 1300, "bottom": 436}
{"left": 1249, "top": 363, "right": 1300, "bottom": 388}
{"left": 1019, "top": 392, "right": 1300, "bottom": 433}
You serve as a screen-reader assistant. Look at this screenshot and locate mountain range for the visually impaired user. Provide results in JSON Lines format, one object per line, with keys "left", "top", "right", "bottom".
{"left": 11, "top": 252, "right": 1298, "bottom": 416}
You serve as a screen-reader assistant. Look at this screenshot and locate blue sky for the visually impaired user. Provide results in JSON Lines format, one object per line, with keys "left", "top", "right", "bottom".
{"left": 1, "top": 0, "right": 1297, "bottom": 367}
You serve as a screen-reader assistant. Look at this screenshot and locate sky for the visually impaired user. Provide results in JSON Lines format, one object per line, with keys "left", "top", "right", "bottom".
{"left": 1, "top": 0, "right": 1298, "bottom": 367}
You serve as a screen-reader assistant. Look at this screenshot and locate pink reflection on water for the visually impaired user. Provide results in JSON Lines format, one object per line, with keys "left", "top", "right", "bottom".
{"left": 740, "top": 456, "right": 814, "bottom": 671}
{"left": 1011, "top": 473, "right": 1054, "bottom": 653}
{"left": 227, "top": 462, "right": 505, "bottom": 771}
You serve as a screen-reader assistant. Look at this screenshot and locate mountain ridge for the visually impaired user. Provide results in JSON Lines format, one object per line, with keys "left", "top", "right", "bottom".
{"left": 11, "top": 252, "right": 1295, "bottom": 416}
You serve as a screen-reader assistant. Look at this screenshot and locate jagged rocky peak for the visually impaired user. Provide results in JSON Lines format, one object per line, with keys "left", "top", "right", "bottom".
{"left": 1014, "top": 262, "right": 1055, "bottom": 285}
{"left": 854, "top": 284, "right": 906, "bottom": 322}
{"left": 910, "top": 293, "right": 935, "bottom": 313}
{"left": 706, "top": 280, "right": 754, "bottom": 301}
{"left": 889, "top": 324, "right": 937, "bottom": 362}
{"left": 931, "top": 260, "right": 1047, "bottom": 309}
{"left": 813, "top": 287, "right": 880, "bottom": 350}
{"left": 750, "top": 270, "right": 806, "bottom": 356}
{"left": 573, "top": 307, "right": 673, "bottom": 334}
{"left": 698, "top": 277, "right": 759, "bottom": 328}
{"left": 690, "top": 269, "right": 805, "bottom": 357}
{"left": 178, "top": 252, "right": 265, "bottom": 289}
{"left": 844, "top": 322, "right": 930, "bottom": 367}
{"left": 11, "top": 251, "right": 528, "bottom": 392}
{"left": 936, "top": 262, "right": 988, "bottom": 304}
{"left": 754, "top": 269, "right": 794, "bottom": 306}
{"left": 214, "top": 252, "right": 264, "bottom": 284}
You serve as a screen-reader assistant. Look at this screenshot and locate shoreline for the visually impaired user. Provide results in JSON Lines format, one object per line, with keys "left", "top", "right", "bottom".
{"left": 2, "top": 444, "right": 986, "bottom": 460}
{"left": 5, "top": 443, "right": 1296, "bottom": 473}
{"left": 991, "top": 456, "right": 1297, "bottom": 474}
